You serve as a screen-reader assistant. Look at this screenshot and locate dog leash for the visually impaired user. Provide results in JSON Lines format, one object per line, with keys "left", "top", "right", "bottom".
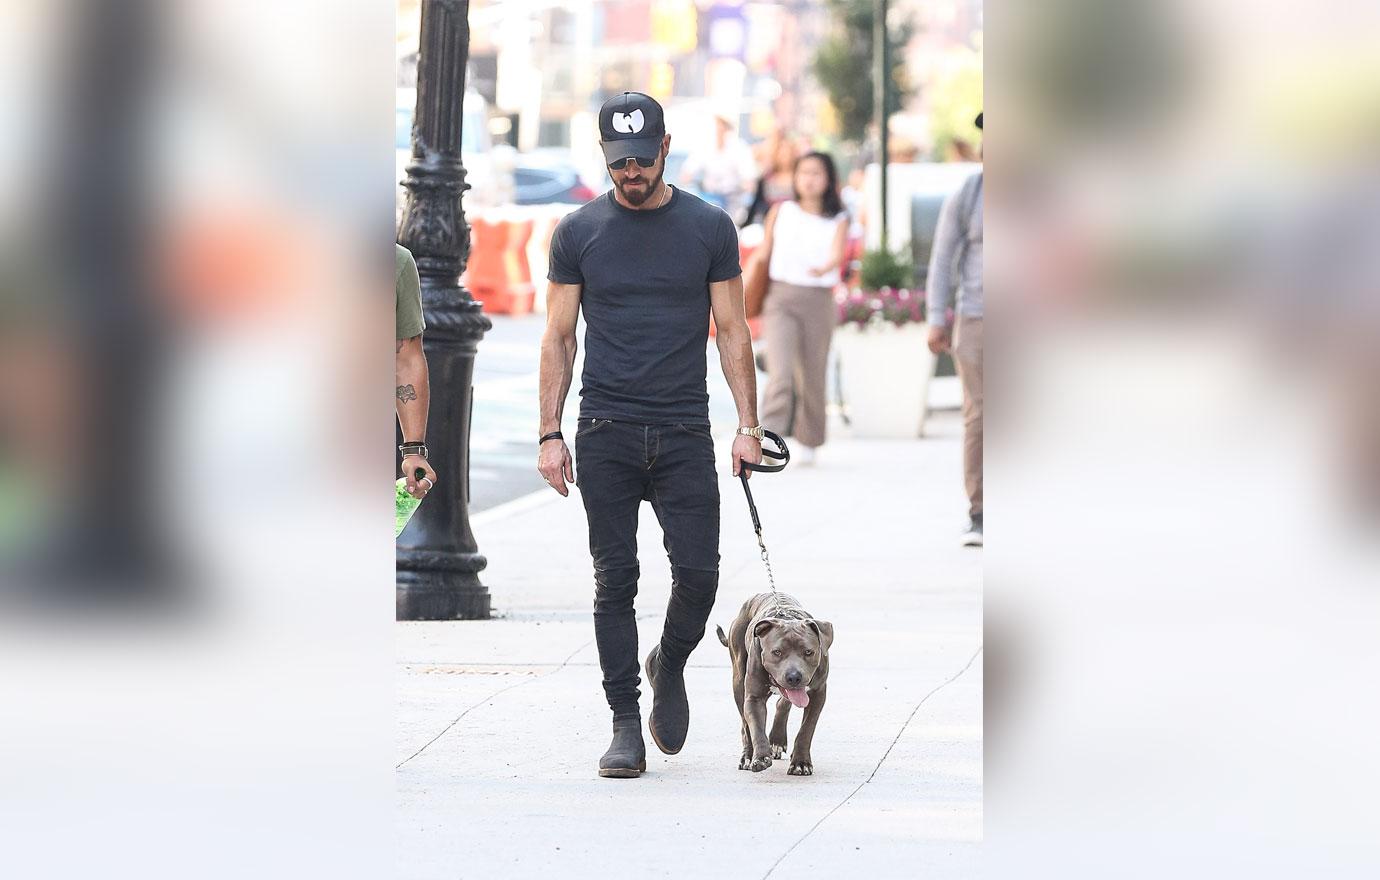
{"left": 739, "top": 430, "right": 790, "bottom": 596}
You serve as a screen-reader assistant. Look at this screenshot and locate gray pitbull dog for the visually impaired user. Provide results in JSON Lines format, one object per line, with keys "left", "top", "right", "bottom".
{"left": 715, "top": 592, "right": 834, "bottom": 775}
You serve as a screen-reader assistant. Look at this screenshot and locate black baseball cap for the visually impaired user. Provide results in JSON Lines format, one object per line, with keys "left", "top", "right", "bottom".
{"left": 598, "top": 91, "right": 667, "bottom": 166}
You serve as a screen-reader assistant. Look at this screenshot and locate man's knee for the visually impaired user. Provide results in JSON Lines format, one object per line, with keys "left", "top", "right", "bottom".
{"left": 671, "top": 565, "right": 718, "bottom": 603}
{"left": 655, "top": 496, "right": 720, "bottom": 571}
{"left": 592, "top": 565, "right": 639, "bottom": 613}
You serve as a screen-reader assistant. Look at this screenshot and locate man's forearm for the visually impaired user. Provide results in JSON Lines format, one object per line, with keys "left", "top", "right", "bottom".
{"left": 717, "top": 326, "right": 758, "bottom": 426}
{"left": 538, "top": 333, "right": 577, "bottom": 434}
{"left": 926, "top": 278, "right": 954, "bottom": 328}
{"left": 395, "top": 353, "right": 430, "bottom": 441}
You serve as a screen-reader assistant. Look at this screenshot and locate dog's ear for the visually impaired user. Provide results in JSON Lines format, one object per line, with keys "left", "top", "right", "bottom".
{"left": 753, "top": 619, "right": 775, "bottom": 639}
{"left": 806, "top": 619, "right": 834, "bottom": 654}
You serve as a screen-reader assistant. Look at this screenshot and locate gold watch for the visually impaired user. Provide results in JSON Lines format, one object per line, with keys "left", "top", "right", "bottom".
{"left": 736, "top": 425, "right": 765, "bottom": 441}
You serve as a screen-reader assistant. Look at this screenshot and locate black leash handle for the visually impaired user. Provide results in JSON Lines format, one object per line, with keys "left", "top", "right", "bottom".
{"left": 740, "top": 429, "right": 790, "bottom": 474}
{"left": 738, "top": 430, "right": 788, "bottom": 535}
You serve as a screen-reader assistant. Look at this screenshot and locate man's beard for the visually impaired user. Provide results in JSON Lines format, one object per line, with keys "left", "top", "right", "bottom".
{"left": 614, "top": 165, "right": 665, "bottom": 206}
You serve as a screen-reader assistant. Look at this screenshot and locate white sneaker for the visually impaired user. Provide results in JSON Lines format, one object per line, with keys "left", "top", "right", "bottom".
{"left": 961, "top": 515, "right": 983, "bottom": 547}
{"left": 795, "top": 445, "right": 817, "bottom": 467}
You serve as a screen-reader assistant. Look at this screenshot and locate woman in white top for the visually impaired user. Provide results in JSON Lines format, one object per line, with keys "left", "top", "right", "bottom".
{"left": 757, "top": 152, "right": 848, "bottom": 463}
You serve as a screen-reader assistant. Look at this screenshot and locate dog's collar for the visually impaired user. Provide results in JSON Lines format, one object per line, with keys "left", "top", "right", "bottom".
{"left": 759, "top": 594, "right": 810, "bottom": 621}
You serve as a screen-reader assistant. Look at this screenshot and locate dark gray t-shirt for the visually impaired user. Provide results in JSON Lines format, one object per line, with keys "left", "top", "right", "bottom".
{"left": 548, "top": 186, "right": 741, "bottom": 425}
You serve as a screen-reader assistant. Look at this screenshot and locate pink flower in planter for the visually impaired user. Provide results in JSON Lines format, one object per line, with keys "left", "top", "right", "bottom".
{"left": 835, "top": 283, "right": 930, "bottom": 329}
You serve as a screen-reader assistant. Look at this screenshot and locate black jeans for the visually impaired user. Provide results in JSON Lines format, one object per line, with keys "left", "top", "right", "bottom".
{"left": 574, "top": 418, "right": 720, "bottom": 720}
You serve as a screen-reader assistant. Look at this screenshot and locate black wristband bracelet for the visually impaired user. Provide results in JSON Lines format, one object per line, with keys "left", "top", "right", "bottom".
{"left": 539, "top": 431, "right": 564, "bottom": 445}
{"left": 399, "top": 442, "right": 428, "bottom": 458}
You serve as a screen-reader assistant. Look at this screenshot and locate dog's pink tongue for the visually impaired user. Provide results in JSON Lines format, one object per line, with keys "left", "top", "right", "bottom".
{"left": 784, "top": 688, "right": 810, "bottom": 708}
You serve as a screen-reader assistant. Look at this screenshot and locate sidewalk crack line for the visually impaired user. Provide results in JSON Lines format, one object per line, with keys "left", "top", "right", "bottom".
{"left": 396, "top": 637, "right": 593, "bottom": 770}
{"left": 761, "top": 644, "right": 983, "bottom": 879}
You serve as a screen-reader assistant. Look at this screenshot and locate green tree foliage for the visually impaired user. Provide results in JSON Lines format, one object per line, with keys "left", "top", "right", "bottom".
{"left": 927, "top": 47, "right": 984, "bottom": 159}
{"left": 859, "top": 248, "right": 914, "bottom": 290}
{"left": 813, "top": 0, "right": 915, "bottom": 144}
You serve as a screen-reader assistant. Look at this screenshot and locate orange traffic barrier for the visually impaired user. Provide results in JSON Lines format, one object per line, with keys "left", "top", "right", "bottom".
{"left": 509, "top": 219, "right": 533, "bottom": 290}
{"left": 465, "top": 218, "right": 536, "bottom": 315}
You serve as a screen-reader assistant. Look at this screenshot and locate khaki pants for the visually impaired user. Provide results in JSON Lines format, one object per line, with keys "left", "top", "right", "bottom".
{"left": 760, "top": 281, "right": 835, "bottom": 448}
{"left": 954, "top": 316, "right": 983, "bottom": 516}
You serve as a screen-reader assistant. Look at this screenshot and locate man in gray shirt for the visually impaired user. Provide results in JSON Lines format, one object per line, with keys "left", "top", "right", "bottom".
{"left": 927, "top": 112, "right": 983, "bottom": 546}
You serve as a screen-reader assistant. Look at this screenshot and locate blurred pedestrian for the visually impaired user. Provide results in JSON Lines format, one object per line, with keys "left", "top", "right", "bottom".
{"left": 537, "top": 91, "right": 763, "bottom": 778}
{"left": 757, "top": 151, "right": 849, "bottom": 466}
{"left": 927, "top": 112, "right": 984, "bottom": 546}
{"left": 396, "top": 243, "right": 436, "bottom": 500}
{"left": 680, "top": 112, "right": 757, "bottom": 224}
{"left": 742, "top": 133, "right": 799, "bottom": 228}
{"left": 840, "top": 166, "right": 868, "bottom": 283}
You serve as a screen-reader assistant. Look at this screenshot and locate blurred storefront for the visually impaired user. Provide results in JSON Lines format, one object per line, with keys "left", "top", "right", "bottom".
{"left": 399, "top": 2, "right": 833, "bottom": 164}
{"left": 397, "top": 0, "right": 984, "bottom": 217}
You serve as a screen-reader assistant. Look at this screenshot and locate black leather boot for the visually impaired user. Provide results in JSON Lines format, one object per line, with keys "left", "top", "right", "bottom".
{"left": 645, "top": 646, "right": 689, "bottom": 755}
{"left": 598, "top": 716, "right": 646, "bottom": 778}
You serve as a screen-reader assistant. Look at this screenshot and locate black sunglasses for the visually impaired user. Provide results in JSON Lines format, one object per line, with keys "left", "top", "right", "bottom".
{"left": 608, "top": 155, "right": 658, "bottom": 171}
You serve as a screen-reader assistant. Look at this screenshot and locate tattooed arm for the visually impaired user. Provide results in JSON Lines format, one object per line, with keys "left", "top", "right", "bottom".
{"left": 396, "top": 333, "right": 436, "bottom": 497}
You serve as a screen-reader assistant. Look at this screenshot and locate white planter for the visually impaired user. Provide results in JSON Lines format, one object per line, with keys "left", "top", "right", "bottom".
{"left": 834, "top": 323, "right": 937, "bottom": 438}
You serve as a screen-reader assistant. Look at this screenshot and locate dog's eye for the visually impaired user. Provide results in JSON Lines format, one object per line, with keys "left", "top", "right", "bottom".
{"left": 771, "top": 649, "right": 782, "bottom": 657}
{"left": 804, "top": 650, "right": 814, "bottom": 657}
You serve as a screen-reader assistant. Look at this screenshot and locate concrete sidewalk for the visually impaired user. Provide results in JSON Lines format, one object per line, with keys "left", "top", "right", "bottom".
{"left": 396, "top": 412, "right": 983, "bottom": 879}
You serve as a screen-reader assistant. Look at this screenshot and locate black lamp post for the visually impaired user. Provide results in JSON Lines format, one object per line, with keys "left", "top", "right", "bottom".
{"left": 875, "top": 0, "right": 890, "bottom": 251}
{"left": 396, "top": 0, "right": 492, "bottom": 620}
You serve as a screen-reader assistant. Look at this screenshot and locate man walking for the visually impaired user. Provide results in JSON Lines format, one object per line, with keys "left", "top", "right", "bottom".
{"left": 537, "top": 92, "right": 763, "bottom": 778}
{"left": 927, "top": 112, "right": 984, "bottom": 547}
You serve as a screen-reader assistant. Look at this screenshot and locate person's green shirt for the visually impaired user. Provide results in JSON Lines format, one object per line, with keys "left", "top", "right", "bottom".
{"left": 396, "top": 244, "right": 425, "bottom": 340}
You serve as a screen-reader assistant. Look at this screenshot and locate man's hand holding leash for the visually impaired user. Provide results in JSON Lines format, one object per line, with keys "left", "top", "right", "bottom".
{"left": 731, "top": 430, "right": 763, "bottom": 480}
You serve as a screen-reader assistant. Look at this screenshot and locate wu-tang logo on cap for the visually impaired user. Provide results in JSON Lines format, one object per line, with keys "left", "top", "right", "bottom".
{"left": 612, "top": 109, "right": 645, "bottom": 134}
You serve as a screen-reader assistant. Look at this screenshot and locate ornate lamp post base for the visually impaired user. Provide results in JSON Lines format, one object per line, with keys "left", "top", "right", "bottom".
{"left": 396, "top": 563, "right": 489, "bottom": 620}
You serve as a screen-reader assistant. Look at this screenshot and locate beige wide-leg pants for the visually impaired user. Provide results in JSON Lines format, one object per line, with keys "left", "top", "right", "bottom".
{"left": 760, "top": 281, "right": 835, "bottom": 449}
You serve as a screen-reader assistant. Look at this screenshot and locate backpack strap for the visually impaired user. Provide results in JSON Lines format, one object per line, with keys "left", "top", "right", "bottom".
{"left": 956, "top": 171, "right": 982, "bottom": 239}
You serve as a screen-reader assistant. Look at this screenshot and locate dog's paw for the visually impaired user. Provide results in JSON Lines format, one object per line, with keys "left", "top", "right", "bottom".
{"left": 770, "top": 744, "right": 786, "bottom": 759}
{"left": 749, "top": 755, "right": 773, "bottom": 772}
{"left": 787, "top": 760, "right": 813, "bottom": 776}
{"left": 739, "top": 753, "right": 753, "bottom": 770}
